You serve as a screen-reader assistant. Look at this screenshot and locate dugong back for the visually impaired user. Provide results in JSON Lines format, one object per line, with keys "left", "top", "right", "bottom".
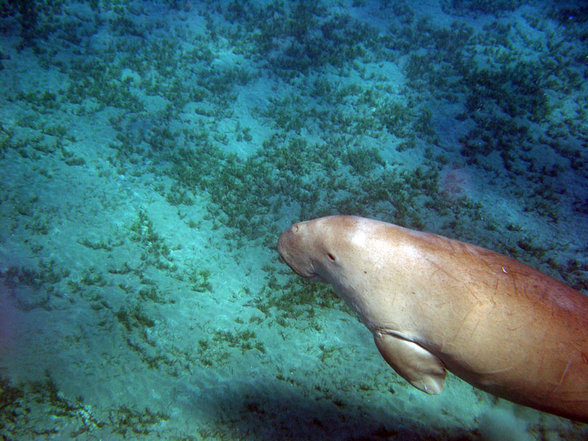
{"left": 437, "top": 245, "right": 588, "bottom": 422}
{"left": 377, "top": 220, "right": 588, "bottom": 422}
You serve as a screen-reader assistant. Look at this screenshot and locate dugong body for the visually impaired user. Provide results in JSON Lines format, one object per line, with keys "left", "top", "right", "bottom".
{"left": 278, "top": 216, "right": 588, "bottom": 422}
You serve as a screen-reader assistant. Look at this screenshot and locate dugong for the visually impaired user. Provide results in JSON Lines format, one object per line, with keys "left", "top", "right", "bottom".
{"left": 277, "top": 216, "right": 588, "bottom": 422}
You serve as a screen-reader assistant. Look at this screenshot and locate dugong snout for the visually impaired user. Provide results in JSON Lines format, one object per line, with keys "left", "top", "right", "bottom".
{"left": 277, "top": 223, "right": 317, "bottom": 278}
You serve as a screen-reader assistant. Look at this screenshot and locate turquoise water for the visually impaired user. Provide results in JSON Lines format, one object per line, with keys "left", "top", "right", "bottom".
{"left": 0, "top": 1, "right": 587, "bottom": 440}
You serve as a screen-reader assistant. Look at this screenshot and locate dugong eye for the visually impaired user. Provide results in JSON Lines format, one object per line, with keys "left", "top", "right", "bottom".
{"left": 327, "top": 252, "right": 336, "bottom": 262}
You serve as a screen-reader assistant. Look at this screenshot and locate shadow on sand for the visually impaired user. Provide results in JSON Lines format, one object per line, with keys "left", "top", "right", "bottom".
{"left": 195, "top": 378, "right": 478, "bottom": 441}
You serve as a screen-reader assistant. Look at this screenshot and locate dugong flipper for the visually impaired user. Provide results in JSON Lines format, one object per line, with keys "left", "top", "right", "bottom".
{"left": 277, "top": 216, "right": 588, "bottom": 422}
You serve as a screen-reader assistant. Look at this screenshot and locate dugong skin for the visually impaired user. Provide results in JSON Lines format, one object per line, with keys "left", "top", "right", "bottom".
{"left": 277, "top": 216, "right": 588, "bottom": 422}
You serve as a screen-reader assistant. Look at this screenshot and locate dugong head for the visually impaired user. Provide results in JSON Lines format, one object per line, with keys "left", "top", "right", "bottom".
{"left": 278, "top": 216, "right": 359, "bottom": 281}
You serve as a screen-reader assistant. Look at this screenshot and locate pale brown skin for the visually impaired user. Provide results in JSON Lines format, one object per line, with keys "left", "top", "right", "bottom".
{"left": 278, "top": 216, "right": 588, "bottom": 422}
